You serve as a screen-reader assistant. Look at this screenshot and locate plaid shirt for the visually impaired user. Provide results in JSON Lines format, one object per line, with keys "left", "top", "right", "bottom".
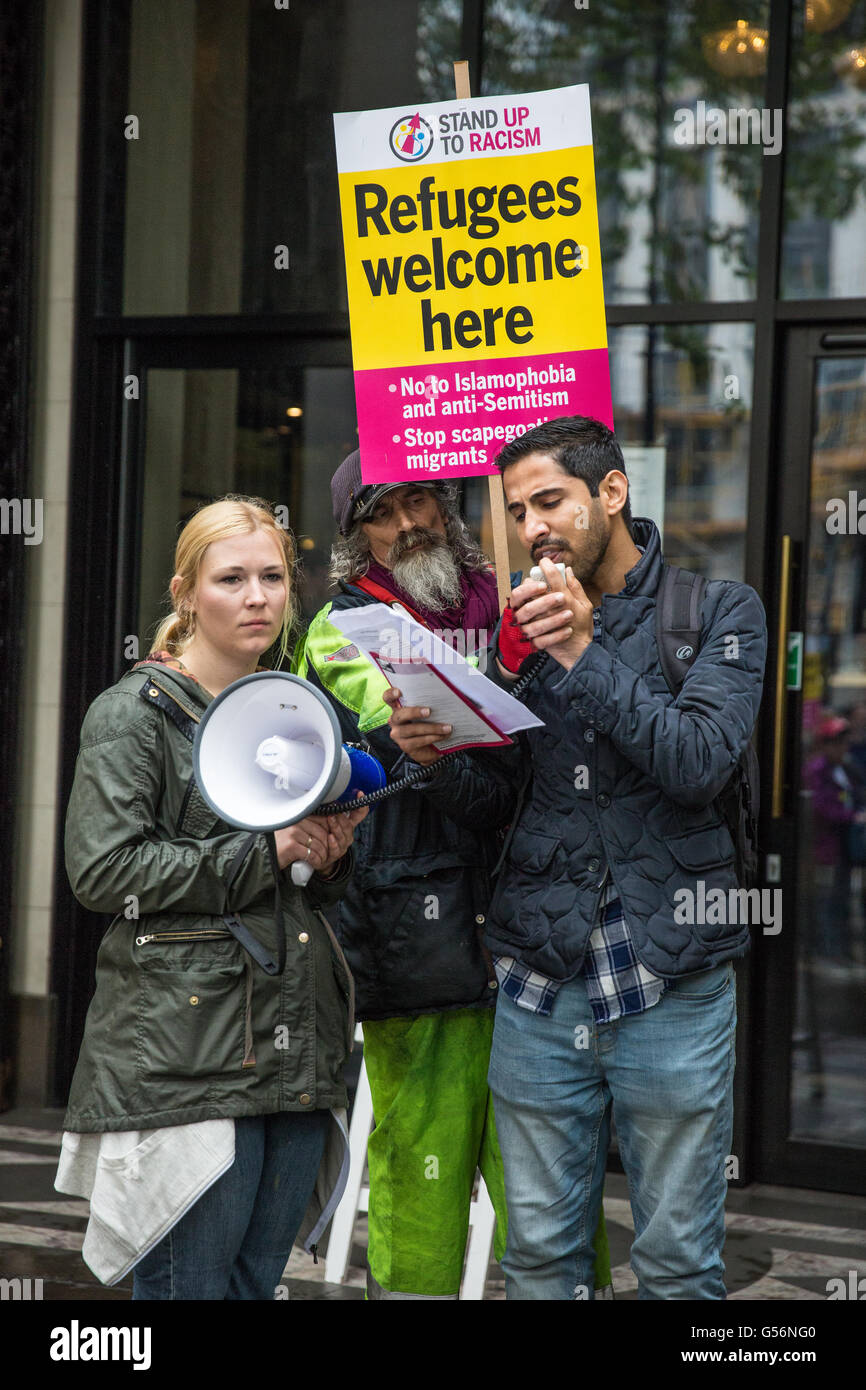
{"left": 495, "top": 592, "right": 665, "bottom": 1025}
{"left": 495, "top": 875, "right": 665, "bottom": 1024}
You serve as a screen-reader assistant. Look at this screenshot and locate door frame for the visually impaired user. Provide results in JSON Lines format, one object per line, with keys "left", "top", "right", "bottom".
{"left": 752, "top": 320, "right": 866, "bottom": 1195}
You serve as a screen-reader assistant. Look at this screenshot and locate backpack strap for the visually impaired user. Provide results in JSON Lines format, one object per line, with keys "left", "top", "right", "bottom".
{"left": 654, "top": 568, "right": 759, "bottom": 883}
{"left": 655, "top": 565, "right": 707, "bottom": 696}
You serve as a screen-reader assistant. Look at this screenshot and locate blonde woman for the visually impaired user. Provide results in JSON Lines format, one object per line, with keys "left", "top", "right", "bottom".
{"left": 55, "top": 496, "right": 367, "bottom": 1300}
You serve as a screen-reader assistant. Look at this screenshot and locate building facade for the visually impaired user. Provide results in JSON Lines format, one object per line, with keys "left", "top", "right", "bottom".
{"left": 4, "top": 0, "right": 866, "bottom": 1198}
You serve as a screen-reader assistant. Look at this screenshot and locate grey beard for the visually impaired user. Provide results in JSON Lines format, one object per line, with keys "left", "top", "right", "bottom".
{"left": 390, "top": 539, "right": 464, "bottom": 612}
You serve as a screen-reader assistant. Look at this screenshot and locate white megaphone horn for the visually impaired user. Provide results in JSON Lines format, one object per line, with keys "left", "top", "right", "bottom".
{"left": 193, "top": 671, "right": 385, "bottom": 885}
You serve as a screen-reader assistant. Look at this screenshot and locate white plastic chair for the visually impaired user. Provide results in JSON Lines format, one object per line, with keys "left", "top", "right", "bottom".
{"left": 325, "top": 1025, "right": 497, "bottom": 1299}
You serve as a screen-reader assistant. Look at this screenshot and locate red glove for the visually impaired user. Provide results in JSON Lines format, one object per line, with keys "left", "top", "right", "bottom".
{"left": 497, "top": 603, "right": 536, "bottom": 674}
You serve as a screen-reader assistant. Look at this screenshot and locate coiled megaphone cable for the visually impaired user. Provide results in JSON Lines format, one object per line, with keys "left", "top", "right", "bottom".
{"left": 312, "top": 749, "right": 459, "bottom": 815}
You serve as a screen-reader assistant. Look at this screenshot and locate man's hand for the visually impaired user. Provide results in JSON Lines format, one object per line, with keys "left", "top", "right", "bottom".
{"left": 510, "top": 557, "right": 594, "bottom": 671}
{"left": 383, "top": 686, "right": 451, "bottom": 766}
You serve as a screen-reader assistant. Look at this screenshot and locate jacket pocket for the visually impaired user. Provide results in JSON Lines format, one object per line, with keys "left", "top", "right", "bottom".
{"left": 666, "top": 824, "right": 735, "bottom": 872}
{"left": 506, "top": 827, "right": 560, "bottom": 875}
{"left": 667, "top": 824, "right": 747, "bottom": 949}
{"left": 665, "top": 961, "right": 734, "bottom": 1003}
{"left": 489, "top": 828, "right": 561, "bottom": 950}
{"left": 134, "top": 928, "right": 232, "bottom": 946}
{"left": 357, "top": 863, "right": 488, "bottom": 1012}
{"left": 135, "top": 931, "right": 247, "bottom": 1080}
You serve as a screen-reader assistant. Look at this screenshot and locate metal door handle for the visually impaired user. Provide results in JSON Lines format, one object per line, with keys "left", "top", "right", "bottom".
{"left": 772, "top": 535, "right": 792, "bottom": 818}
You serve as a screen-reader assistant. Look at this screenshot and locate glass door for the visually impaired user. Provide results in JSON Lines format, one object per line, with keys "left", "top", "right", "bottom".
{"left": 756, "top": 325, "right": 866, "bottom": 1194}
{"left": 113, "top": 336, "right": 359, "bottom": 666}
{"left": 134, "top": 359, "right": 357, "bottom": 643}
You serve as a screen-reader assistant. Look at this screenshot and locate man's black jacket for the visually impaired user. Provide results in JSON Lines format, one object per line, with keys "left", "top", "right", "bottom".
{"left": 293, "top": 579, "right": 520, "bottom": 1019}
{"left": 423, "top": 518, "right": 768, "bottom": 981}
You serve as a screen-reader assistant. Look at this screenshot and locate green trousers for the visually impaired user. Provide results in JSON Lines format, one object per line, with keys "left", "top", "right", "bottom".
{"left": 361, "top": 1008, "right": 611, "bottom": 1298}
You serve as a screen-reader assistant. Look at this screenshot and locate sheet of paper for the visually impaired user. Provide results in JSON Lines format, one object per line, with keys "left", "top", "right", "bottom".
{"left": 329, "top": 603, "right": 544, "bottom": 739}
{"left": 371, "top": 656, "right": 511, "bottom": 751}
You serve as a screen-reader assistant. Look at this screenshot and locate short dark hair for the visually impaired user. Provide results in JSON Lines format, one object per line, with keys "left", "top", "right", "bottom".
{"left": 495, "top": 415, "right": 633, "bottom": 535}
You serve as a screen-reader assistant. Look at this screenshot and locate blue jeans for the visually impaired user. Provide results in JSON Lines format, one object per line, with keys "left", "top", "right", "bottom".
{"left": 132, "top": 1110, "right": 329, "bottom": 1300}
{"left": 488, "top": 961, "right": 736, "bottom": 1300}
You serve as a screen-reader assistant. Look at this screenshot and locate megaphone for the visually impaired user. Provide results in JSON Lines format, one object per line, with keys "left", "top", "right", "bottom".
{"left": 193, "top": 671, "right": 385, "bottom": 885}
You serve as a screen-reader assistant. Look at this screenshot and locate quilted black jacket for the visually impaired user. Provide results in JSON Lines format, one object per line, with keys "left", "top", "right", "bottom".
{"left": 425, "top": 518, "right": 768, "bottom": 981}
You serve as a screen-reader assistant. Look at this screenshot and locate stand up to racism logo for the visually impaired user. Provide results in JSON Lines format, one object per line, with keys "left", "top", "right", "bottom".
{"left": 389, "top": 113, "right": 434, "bottom": 162}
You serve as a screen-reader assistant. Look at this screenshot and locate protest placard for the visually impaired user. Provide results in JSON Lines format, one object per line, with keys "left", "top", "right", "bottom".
{"left": 334, "top": 82, "right": 612, "bottom": 486}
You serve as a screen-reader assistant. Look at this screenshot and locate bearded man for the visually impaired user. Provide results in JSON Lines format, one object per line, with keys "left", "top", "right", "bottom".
{"left": 292, "top": 449, "right": 612, "bottom": 1299}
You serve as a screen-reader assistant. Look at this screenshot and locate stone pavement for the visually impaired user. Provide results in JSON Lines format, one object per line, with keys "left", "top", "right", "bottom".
{"left": 1, "top": 1108, "right": 864, "bottom": 1301}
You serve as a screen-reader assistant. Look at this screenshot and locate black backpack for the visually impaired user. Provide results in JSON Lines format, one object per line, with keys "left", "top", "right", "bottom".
{"left": 655, "top": 565, "right": 760, "bottom": 888}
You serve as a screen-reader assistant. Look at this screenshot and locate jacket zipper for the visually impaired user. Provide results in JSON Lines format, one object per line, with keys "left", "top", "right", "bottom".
{"left": 135, "top": 930, "right": 233, "bottom": 945}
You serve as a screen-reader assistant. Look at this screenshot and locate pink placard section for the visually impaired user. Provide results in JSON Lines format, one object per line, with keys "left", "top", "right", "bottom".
{"left": 355, "top": 347, "right": 613, "bottom": 483}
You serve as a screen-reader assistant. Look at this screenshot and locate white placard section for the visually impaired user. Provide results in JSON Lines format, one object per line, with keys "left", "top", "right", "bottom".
{"left": 333, "top": 84, "right": 592, "bottom": 173}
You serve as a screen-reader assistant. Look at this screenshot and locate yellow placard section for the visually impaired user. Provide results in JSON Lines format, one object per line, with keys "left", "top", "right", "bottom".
{"left": 338, "top": 145, "right": 606, "bottom": 371}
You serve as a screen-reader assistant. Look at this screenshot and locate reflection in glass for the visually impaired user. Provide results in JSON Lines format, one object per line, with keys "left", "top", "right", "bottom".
{"left": 792, "top": 355, "right": 866, "bottom": 1146}
{"left": 138, "top": 367, "right": 357, "bottom": 649}
{"left": 702, "top": 19, "right": 768, "bottom": 79}
{"left": 122, "top": 0, "right": 463, "bottom": 316}
{"left": 608, "top": 322, "right": 753, "bottom": 580}
{"left": 782, "top": 2, "right": 866, "bottom": 298}
{"left": 481, "top": 0, "right": 770, "bottom": 303}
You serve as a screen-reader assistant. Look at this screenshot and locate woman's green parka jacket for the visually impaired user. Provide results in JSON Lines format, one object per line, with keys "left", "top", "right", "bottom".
{"left": 63, "top": 658, "right": 355, "bottom": 1135}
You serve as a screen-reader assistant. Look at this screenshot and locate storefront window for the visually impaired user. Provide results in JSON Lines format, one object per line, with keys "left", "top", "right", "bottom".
{"left": 608, "top": 321, "right": 754, "bottom": 579}
{"left": 137, "top": 365, "right": 357, "bottom": 646}
{"left": 119, "top": 0, "right": 462, "bottom": 316}
{"left": 792, "top": 353, "right": 866, "bottom": 1145}
{"left": 781, "top": 0, "right": 866, "bottom": 298}
{"left": 481, "top": 0, "right": 771, "bottom": 305}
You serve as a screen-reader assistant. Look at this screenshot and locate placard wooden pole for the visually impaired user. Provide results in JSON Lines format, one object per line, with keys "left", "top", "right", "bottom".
{"left": 453, "top": 60, "right": 512, "bottom": 613}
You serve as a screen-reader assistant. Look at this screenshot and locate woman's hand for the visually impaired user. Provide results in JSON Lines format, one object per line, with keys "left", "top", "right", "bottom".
{"left": 273, "top": 797, "right": 369, "bottom": 874}
{"left": 320, "top": 799, "right": 369, "bottom": 875}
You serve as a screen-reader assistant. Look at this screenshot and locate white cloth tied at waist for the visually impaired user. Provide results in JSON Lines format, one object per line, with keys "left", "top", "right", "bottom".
{"left": 54, "top": 1109, "right": 350, "bottom": 1287}
{"left": 55, "top": 1120, "right": 235, "bottom": 1285}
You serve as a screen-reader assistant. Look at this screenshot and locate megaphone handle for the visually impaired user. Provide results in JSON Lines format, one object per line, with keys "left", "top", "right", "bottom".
{"left": 291, "top": 860, "right": 314, "bottom": 887}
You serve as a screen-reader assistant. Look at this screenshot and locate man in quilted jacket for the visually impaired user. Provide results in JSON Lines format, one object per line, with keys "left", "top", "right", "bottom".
{"left": 387, "top": 415, "right": 768, "bottom": 1300}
